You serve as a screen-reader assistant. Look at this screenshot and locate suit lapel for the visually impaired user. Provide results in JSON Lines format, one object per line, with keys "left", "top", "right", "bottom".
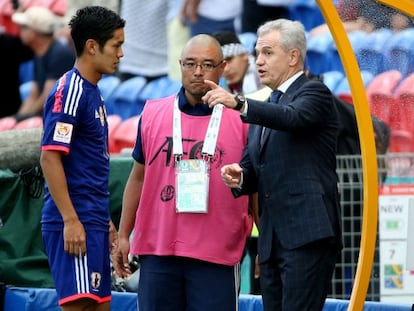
{"left": 260, "top": 92, "right": 284, "bottom": 150}
{"left": 259, "top": 73, "right": 308, "bottom": 151}
{"left": 261, "top": 125, "right": 271, "bottom": 151}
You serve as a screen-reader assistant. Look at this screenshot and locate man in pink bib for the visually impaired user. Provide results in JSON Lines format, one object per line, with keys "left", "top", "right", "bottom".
{"left": 113, "top": 34, "right": 253, "bottom": 311}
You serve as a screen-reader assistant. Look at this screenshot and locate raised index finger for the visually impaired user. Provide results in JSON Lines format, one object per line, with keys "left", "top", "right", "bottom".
{"left": 204, "top": 79, "right": 218, "bottom": 90}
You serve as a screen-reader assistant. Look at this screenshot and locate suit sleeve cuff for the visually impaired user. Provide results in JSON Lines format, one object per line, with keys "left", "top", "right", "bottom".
{"left": 240, "top": 100, "right": 248, "bottom": 116}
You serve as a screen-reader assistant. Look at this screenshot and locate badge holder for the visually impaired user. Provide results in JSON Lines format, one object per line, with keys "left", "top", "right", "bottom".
{"left": 172, "top": 96, "right": 223, "bottom": 214}
{"left": 175, "top": 158, "right": 209, "bottom": 213}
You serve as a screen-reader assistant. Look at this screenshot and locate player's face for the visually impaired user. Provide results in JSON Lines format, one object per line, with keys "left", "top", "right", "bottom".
{"left": 96, "top": 28, "right": 124, "bottom": 75}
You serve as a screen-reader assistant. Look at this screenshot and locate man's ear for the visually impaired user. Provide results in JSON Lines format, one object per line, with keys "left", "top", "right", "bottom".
{"left": 289, "top": 48, "right": 300, "bottom": 66}
{"left": 85, "top": 39, "right": 98, "bottom": 55}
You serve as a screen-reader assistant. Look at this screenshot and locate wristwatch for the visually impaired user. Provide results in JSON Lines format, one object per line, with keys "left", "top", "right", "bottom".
{"left": 233, "top": 94, "right": 245, "bottom": 111}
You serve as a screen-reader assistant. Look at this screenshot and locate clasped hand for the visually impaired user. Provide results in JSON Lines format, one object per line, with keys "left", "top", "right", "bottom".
{"left": 221, "top": 163, "right": 243, "bottom": 188}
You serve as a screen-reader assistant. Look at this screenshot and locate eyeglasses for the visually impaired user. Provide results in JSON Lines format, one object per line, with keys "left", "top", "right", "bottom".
{"left": 181, "top": 60, "right": 223, "bottom": 72}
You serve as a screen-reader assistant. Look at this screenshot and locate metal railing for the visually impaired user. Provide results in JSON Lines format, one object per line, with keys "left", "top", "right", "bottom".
{"left": 330, "top": 153, "right": 414, "bottom": 301}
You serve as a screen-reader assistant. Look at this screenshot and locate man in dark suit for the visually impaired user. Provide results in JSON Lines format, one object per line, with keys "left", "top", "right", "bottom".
{"left": 203, "top": 19, "right": 342, "bottom": 310}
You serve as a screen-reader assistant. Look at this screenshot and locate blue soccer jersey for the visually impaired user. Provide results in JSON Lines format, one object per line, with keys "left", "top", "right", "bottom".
{"left": 41, "top": 68, "right": 110, "bottom": 231}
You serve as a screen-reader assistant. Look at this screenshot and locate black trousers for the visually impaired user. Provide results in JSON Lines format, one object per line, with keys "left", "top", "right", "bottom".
{"left": 260, "top": 237, "right": 339, "bottom": 311}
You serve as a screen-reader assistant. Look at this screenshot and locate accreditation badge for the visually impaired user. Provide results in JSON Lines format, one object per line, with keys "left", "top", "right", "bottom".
{"left": 175, "top": 159, "right": 209, "bottom": 213}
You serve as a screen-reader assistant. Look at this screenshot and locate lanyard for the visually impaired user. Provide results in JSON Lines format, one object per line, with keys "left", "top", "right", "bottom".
{"left": 172, "top": 95, "right": 224, "bottom": 161}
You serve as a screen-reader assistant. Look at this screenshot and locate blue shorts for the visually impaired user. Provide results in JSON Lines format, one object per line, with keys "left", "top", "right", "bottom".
{"left": 138, "top": 255, "right": 240, "bottom": 311}
{"left": 42, "top": 228, "right": 111, "bottom": 306}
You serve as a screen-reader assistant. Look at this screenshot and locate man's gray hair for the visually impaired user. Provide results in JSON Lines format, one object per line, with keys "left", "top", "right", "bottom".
{"left": 257, "top": 19, "right": 307, "bottom": 64}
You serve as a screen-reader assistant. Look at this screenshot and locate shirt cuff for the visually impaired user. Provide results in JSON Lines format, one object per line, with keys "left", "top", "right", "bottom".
{"left": 237, "top": 171, "right": 244, "bottom": 189}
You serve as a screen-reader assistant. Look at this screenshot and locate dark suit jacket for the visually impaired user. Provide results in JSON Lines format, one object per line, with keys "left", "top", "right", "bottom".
{"left": 237, "top": 74, "right": 342, "bottom": 263}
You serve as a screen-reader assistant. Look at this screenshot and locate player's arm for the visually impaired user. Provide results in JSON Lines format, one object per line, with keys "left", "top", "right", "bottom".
{"left": 40, "top": 149, "right": 86, "bottom": 257}
{"left": 113, "top": 161, "right": 145, "bottom": 278}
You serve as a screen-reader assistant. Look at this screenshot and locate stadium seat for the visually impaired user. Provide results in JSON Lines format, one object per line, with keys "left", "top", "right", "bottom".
{"left": 136, "top": 76, "right": 179, "bottom": 112}
{"left": 357, "top": 48, "right": 384, "bottom": 76}
{"left": 98, "top": 75, "right": 121, "bottom": 101}
{"left": 107, "top": 114, "right": 122, "bottom": 154}
{"left": 322, "top": 71, "right": 344, "bottom": 93}
{"left": 289, "top": 0, "right": 324, "bottom": 31}
{"left": 365, "top": 70, "right": 403, "bottom": 126}
{"left": 238, "top": 32, "right": 257, "bottom": 54}
{"left": 393, "top": 73, "right": 414, "bottom": 134}
{"left": 19, "top": 81, "right": 33, "bottom": 102}
{"left": 394, "top": 72, "right": 414, "bottom": 97}
{"left": 388, "top": 130, "right": 413, "bottom": 153}
{"left": 168, "top": 79, "right": 181, "bottom": 94}
{"left": 335, "top": 76, "right": 353, "bottom": 104}
{"left": 328, "top": 48, "right": 344, "bottom": 74}
{"left": 111, "top": 115, "right": 140, "bottom": 154}
{"left": 138, "top": 76, "right": 178, "bottom": 101}
{"left": 105, "top": 76, "right": 147, "bottom": 120}
{"left": 355, "top": 29, "right": 393, "bottom": 76}
{"left": 361, "top": 70, "right": 375, "bottom": 87}
{"left": 305, "top": 32, "right": 334, "bottom": 74}
{"left": 329, "top": 30, "right": 367, "bottom": 74}
{"left": 334, "top": 70, "right": 374, "bottom": 104}
{"left": 383, "top": 28, "right": 414, "bottom": 77}
{"left": 0, "top": 116, "right": 17, "bottom": 131}
{"left": 19, "top": 60, "right": 34, "bottom": 84}
{"left": 14, "top": 116, "right": 43, "bottom": 130}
